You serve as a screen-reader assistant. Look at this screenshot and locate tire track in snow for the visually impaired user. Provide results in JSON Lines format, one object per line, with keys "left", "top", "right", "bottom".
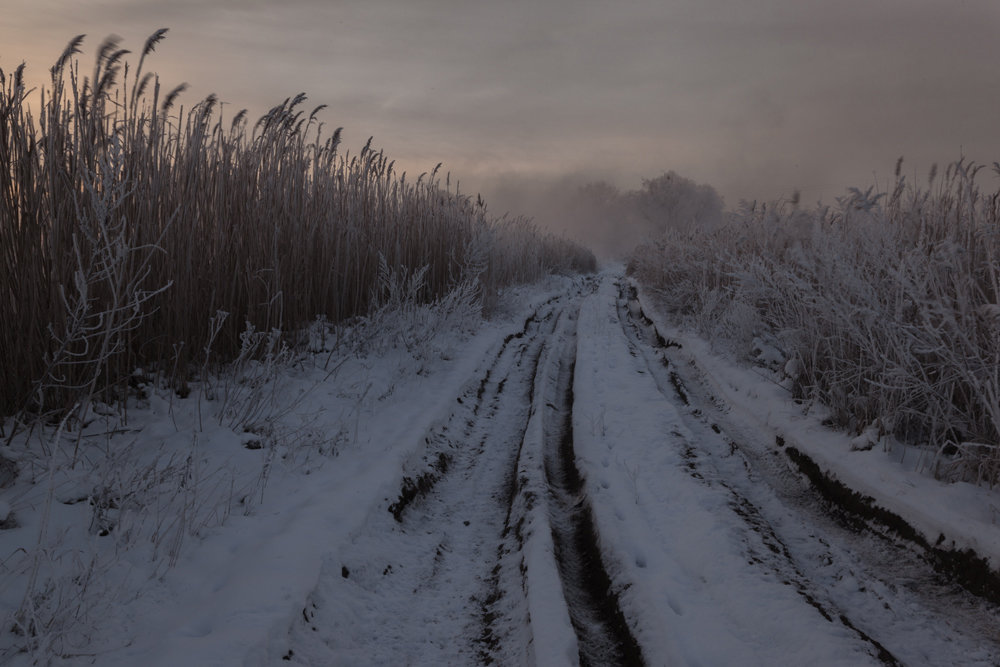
{"left": 475, "top": 315, "right": 552, "bottom": 664}
{"left": 616, "top": 280, "right": 903, "bottom": 665}
{"left": 541, "top": 305, "right": 645, "bottom": 666}
{"left": 280, "top": 293, "right": 569, "bottom": 665}
{"left": 386, "top": 294, "right": 563, "bottom": 525}
{"left": 618, "top": 279, "right": 1000, "bottom": 666}
{"left": 479, "top": 277, "right": 644, "bottom": 666}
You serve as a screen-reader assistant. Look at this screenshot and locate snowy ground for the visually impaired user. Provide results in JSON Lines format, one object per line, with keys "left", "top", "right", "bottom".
{"left": 582, "top": 276, "right": 1000, "bottom": 665}
{"left": 1, "top": 271, "right": 998, "bottom": 665}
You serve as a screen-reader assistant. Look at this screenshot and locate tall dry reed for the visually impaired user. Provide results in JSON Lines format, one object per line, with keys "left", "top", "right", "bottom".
{"left": 0, "top": 32, "right": 596, "bottom": 422}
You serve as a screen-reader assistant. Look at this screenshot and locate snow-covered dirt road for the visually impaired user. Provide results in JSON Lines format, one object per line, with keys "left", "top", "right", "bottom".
{"left": 278, "top": 279, "right": 639, "bottom": 665}
{"left": 63, "top": 272, "right": 997, "bottom": 665}
{"left": 269, "top": 273, "right": 1000, "bottom": 666}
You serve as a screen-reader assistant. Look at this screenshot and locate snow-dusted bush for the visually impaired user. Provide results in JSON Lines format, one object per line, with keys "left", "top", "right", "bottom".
{"left": 629, "top": 159, "right": 1000, "bottom": 488}
{"left": 632, "top": 171, "right": 725, "bottom": 236}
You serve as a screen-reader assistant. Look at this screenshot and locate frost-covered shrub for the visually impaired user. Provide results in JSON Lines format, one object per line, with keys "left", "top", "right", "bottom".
{"left": 629, "top": 159, "right": 1000, "bottom": 488}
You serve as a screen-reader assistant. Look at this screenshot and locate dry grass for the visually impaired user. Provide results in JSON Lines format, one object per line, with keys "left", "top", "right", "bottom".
{"left": 629, "top": 159, "right": 1000, "bottom": 488}
{"left": 0, "top": 32, "right": 596, "bottom": 424}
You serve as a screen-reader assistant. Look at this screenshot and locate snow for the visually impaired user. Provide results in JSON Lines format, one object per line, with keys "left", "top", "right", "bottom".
{"left": 1, "top": 271, "right": 997, "bottom": 665}
{"left": 633, "top": 281, "right": 1000, "bottom": 568}
{"left": 572, "top": 277, "right": 883, "bottom": 665}
{"left": 121, "top": 281, "right": 569, "bottom": 667}
{"left": 508, "top": 309, "right": 580, "bottom": 666}
{"left": 0, "top": 278, "right": 570, "bottom": 664}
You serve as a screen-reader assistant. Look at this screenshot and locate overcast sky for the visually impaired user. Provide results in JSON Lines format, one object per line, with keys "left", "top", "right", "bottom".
{"left": 3, "top": 0, "right": 999, "bottom": 222}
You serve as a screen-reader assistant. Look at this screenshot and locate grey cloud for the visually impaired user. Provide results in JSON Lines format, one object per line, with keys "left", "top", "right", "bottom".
{"left": 2, "top": 0, "right": 998, "bottom": 222}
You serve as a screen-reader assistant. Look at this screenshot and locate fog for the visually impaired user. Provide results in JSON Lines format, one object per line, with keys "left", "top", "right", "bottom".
{"left": 2, "top": 0, "right": 998, "bottom": 246}
{"left": 486, "top": 170, "right": 725, "bottom": 261}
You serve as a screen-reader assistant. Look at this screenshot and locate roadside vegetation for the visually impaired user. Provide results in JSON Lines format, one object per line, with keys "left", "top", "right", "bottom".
{"left": 629, "top": 158, "right": 1000, "bottom": 489}
{"left": 0, "top": 30, "right": 595, "bottom": 429}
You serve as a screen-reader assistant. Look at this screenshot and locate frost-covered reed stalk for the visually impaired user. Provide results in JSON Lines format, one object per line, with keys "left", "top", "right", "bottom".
{"left": 629, "top": 158, "right": 1000, "bottom": 488}
{"left": 0, "top": 32, "right": 596, "bottom": 423}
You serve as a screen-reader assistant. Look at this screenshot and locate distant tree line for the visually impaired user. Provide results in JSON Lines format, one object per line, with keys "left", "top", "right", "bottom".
{"left": 536, "top": 172, "right": 724, "bottom": 260}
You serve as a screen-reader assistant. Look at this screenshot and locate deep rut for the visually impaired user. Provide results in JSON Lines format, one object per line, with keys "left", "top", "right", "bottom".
{"left": 283, "top": 279, "right": 648, "bottom": 665}
{"left": 542, "top": 307, "right": 645, "bottom": 666}
{"left": 478, "top": 278, "right": 645, "bottom": 665}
